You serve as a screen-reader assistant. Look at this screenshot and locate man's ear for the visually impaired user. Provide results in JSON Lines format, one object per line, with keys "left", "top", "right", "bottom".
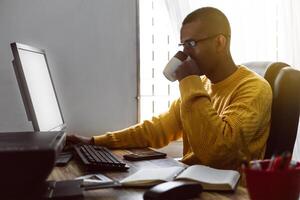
{"left": 216, "top": 35, "right": 227, "bottom": 52}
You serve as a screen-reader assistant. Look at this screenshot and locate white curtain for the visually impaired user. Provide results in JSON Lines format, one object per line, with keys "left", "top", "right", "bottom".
{"left": 164, "top": 0, "right": 279, "bottom": 64}
{"left": 277, "top": 0, "right": 300, "bottom": 69}
{"left": 164, "top": 0, "right": 300, "bottom": 160}
{"left": 164, "top": 0, "right": 191, "bottom": 42}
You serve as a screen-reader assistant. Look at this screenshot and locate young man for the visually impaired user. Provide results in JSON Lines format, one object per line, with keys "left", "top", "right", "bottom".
{"left": 68, "top": 7, "right": 272, "bottom": 170}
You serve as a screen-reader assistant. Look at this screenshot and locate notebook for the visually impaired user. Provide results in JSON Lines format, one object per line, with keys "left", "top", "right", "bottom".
{"left": 120, "top": 165, "right": 240, "bottom": 191}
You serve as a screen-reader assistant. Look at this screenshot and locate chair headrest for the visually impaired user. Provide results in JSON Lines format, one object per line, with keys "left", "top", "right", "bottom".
{"left": 272, "top": 67, "right": 300, "bottom": 106}
{"left": 242, "top": 61, "right": 272, "bottom": 77}
{"left": 264, "top": 62, "right": 289, "bottom": 88}
{"left": 265, "top": 66, "right": 300, "bottom": 158}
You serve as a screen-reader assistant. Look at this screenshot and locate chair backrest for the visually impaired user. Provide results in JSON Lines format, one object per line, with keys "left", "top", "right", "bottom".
{"left": 242, "top": 62, "right": 300, "bottom": 158}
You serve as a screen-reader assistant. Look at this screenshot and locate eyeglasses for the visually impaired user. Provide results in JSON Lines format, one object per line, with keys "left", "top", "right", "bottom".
{"left": 178, "top": 33, "right": 229, "bottom": 48}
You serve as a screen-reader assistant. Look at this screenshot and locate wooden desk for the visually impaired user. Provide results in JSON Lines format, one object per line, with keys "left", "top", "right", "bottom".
{"left": 48, "top": 149, "right": 250, "bottom": 200}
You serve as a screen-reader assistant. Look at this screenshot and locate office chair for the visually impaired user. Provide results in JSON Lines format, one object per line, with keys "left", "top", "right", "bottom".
{"left": 242, "top": 62, "right": 300, "bottom": 158}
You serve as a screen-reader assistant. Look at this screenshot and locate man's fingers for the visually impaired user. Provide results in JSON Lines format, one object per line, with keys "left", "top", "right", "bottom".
{"left": 66, "top": 134, "right": 92, "bottom": 145}
{"left": 67, "top": 134, "right": 81, "bottom": 144}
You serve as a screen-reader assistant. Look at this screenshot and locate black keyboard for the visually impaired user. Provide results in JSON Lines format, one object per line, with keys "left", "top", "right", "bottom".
{"left": 73, "top": 144, "right": 128, "bottom": 171}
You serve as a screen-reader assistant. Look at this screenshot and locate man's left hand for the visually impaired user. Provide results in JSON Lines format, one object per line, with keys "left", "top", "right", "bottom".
{"left": 175, "top": 59, "right": 203, "bottom": 81}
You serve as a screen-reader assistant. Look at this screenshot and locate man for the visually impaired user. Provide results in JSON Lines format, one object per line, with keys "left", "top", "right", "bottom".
{"left": 68, "top": 7, "right": 272, "bottom": 170}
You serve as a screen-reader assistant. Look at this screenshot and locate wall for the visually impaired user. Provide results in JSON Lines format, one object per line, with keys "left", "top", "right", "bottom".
{"left": 0, "top": 0, "right": 138, "bottom": 135}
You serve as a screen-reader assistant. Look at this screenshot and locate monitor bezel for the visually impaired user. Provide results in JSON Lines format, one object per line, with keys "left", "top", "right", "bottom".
{"left": 11, "top": 42, "right": 66, "bottom": 131}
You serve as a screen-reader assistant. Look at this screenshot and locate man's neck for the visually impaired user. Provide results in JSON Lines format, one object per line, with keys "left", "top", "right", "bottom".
{"left": 206, "top": 56, "right": 237, "bottom": 83}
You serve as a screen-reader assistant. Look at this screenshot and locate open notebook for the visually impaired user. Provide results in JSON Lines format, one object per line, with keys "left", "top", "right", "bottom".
{"left": 120, "top": 165, "right": 240, "bottom": 191}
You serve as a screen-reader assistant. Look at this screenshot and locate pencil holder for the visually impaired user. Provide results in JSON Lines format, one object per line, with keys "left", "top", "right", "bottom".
{"left": 244, "top": 160, "right": 300, "bottom": 200}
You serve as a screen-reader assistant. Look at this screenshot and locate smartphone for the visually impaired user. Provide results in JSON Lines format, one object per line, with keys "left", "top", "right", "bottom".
{"left": 55, "top": 151, "right": 73, "bottom": 166}
{"left": 123, "top": 150, "right": 167, "bottom": 161}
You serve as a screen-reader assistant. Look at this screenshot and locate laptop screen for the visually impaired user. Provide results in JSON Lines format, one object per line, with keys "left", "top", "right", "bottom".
{"left": 11, "top": 43, "right": 65, "bottom": 131}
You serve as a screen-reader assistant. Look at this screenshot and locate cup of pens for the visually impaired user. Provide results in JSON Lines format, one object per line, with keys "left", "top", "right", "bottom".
{"left": 244, "top": 152, "right": 300, "bottom": 200}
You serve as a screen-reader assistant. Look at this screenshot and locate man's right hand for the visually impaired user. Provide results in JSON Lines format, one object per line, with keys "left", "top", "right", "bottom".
{"left": 175, "top": 59, "right": 203, "bottom": 81}
{"left": 67, "top": 134, "right": 94, "bottom": 145}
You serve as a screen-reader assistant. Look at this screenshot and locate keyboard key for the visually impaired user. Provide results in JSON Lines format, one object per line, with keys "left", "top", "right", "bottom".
{"left": 74, "top": 144, "right": 129, "bottom": 171}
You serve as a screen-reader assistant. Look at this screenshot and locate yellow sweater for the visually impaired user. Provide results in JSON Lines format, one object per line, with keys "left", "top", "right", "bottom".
{"left": 94, "top": 66, "right": 272, "bottom": 170}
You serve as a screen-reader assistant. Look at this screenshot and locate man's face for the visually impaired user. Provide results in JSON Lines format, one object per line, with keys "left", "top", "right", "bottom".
{"left": 180, "top": 20, "right": 219, "bottom": 75}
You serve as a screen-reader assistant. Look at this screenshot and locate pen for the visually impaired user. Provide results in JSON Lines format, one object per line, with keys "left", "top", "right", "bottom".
{"left": 241, "top": 160, "right": 249, "bottom": 170}
{"left": 267, "top": 154, "right": 276, "bottom": 171}
{"left": 250, "top": 160, "right": 262, "bottom": 170}
{"left": 279, "top": 152, "right": 292, "bottom": 170}
{"left": 270, "top": 155, "right": 283, "bottom": 171}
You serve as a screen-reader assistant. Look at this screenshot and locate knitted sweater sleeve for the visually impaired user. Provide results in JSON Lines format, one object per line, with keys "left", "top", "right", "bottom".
{"left": 93, "top": 99, "right": 183, "bottom": 149}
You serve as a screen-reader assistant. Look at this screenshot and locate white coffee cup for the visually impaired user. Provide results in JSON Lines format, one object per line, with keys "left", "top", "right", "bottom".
{"left": 163, "top": 51, "right": 188, "bottom": 82}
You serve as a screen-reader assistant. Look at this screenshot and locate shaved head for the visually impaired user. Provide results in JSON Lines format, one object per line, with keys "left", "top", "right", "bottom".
{"left": 182, "top": 7, "right": 231, "bottom": 38}
{"left": 180, "top": 7, "right": 237, "bottom": 83}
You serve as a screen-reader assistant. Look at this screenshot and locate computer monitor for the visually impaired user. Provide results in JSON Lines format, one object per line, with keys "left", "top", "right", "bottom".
{"left": 11, "top": 42, "right": 66, "bottom": 131}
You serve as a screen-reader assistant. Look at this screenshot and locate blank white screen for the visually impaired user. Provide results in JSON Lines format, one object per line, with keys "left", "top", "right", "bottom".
{"left": 18, "top": 49, "right": 63, "bottom": 131}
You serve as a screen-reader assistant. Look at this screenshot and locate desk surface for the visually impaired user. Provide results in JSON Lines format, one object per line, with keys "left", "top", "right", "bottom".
{"left": 48, "top": 149, "right": 250, "bottom": 200}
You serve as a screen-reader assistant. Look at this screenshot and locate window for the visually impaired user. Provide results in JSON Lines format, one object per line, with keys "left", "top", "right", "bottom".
{"left": 138, "top": 0, "right": 180, "bottom": 122}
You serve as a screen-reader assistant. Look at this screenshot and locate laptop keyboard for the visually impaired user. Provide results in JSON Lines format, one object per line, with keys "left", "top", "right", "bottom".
{"left": 73, "top": 144, "right": 128, "bottom": 171}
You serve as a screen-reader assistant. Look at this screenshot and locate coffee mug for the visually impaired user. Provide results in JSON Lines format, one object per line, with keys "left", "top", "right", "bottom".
{"left": 163, "top": 51, "right": 188, "bottom": 82}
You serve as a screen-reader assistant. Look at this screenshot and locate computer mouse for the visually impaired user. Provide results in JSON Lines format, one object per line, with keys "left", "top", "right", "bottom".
{"left": 143, "top": 180, "right": 203, "bottom": 200}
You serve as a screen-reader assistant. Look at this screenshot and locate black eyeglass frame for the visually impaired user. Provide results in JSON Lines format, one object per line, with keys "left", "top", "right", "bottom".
{"left": 178, "top": 33, "right": 230, "bottom": 48}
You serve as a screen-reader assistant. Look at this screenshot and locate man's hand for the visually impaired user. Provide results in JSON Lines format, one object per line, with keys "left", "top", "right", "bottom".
{"left": 67, "top": 134, "right": 94, "bottom": 145}
{"left": 175, "top": 59, "right": 203, "bottom": 81}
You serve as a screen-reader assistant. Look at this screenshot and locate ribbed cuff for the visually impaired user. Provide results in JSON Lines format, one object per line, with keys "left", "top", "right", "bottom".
{"left": 179, "top": 75, "right": 206, "bottom": 105}
{"left": 93, "top": 134, "right": 111, "bottom": 146}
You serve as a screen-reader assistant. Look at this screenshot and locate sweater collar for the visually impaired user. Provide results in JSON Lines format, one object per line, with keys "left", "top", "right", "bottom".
{"left": 209, "top": 65, "right": 247, "bottom": 90}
